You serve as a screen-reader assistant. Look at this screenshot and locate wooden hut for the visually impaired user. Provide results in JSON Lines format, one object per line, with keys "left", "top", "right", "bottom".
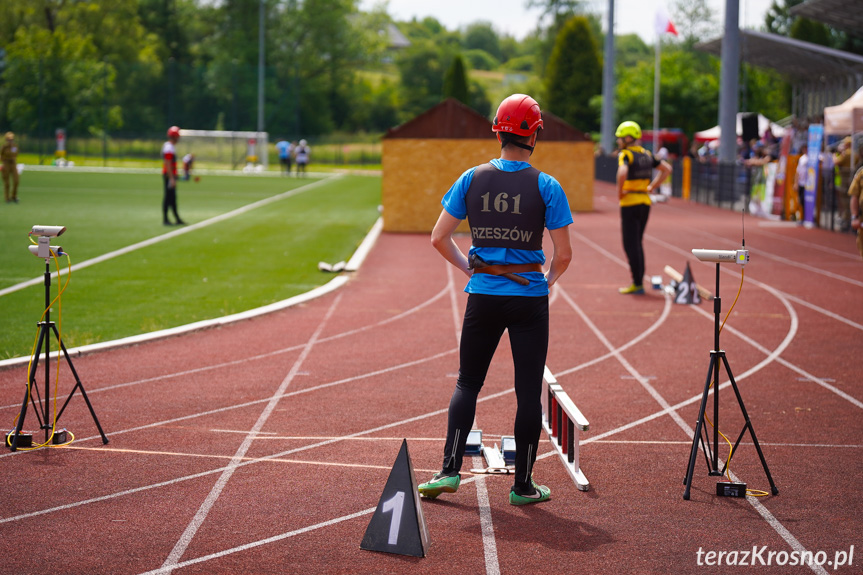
{"left": 381, "top": 98, "right": 594, "bottom": 233}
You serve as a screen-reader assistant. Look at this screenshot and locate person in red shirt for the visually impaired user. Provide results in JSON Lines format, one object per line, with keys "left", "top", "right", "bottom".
{"left": 162, "top": 126, "right": 186, "bottom": 225}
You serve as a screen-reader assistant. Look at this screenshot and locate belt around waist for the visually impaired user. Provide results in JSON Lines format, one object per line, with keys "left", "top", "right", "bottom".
{"left": 472, "top": 263, "right": 543, "bottom": 276}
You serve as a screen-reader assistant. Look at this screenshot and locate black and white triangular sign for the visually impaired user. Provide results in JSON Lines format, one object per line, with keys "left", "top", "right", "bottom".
{"left": 674, "top": 262, "right": 702, "bottom": 305}
{"left": 360, "top": 439, "right": 430, "bottom": 557}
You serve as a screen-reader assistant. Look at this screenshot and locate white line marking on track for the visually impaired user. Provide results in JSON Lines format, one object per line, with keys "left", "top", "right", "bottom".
{"left": 576, "top": 228, "right": 831, "bottom": 575}
{"left": 158, "top": 293, "right": 343, "bottom": 572}
{"left": 474, "top": 457, "right": 501, "bottom": 575}
{"left": 445, "top": 258, "right": 501, "bottom": 575}
{"left": 0, "top": 281, "right": 450, "bottom": 412}
{"left": 0, "top": 176, "right": 340, "bottom": 299}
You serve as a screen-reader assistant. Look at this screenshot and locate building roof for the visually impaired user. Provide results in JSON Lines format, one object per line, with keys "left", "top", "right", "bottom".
{"left": 384, "top": 98, "right": 590, "bottom": 141}
{"left": 384, "top": 98, "right": 492, "bottom": 139}
{"left": 790, "top": 0, "right": 863, "bottom": 35}
{"left": 696, "top": 29, "right": 863, "bottom": 81}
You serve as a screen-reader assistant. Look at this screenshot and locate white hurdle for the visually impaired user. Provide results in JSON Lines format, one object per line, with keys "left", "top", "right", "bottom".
{"left": 541, "top": 366, "right": 590, "bottom": 491}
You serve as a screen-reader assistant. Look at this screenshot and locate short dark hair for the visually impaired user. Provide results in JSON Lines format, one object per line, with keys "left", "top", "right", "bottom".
{"left": 499, "top": 131, "right": 534, "bottom": 150}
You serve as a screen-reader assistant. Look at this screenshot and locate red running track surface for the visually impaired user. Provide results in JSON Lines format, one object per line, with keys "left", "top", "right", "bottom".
{"left": 0, "top": 181, "right": 860, "bottom": 575}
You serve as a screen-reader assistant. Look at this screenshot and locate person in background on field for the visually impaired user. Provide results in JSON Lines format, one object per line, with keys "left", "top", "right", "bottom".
{"left": 276, "top": 138, "right": 293, "bottom": 176}
{"left": 162, "top": 126, "right": 186, "bottom": 226}
{"left": 848, "top": 164, "right": 863, "bottom": 260}
{"left": 420, "top": 93, "right": 573, "bottom": 506}
{"left": 793, "top": 144, "right": 809, "bottom": 222}
{"left": 294, "top": 139, "right": 309, "bottom": 177}
{"left": 615, "top": 121, "right": 672, "bottom": 295}
{"left": 1, "top": 132, "right": 20, "bottom": 203}
{"left": 182, "top": 153, "right": 195, "bottom": 181}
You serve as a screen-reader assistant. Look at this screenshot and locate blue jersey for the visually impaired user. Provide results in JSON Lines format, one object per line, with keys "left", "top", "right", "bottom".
{"left": 276, "top": 140, "right": 291, "bottom": 159}
{"left": 441, "top": 158, "right": 573, "bottom": 296}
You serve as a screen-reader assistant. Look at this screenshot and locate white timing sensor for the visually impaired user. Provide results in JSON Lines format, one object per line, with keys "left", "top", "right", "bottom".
{"left": 692, "top": 249, "right": 749, "bottom": 265}
{"left": 30, "top": 225, "right": 66, "bottom": 237}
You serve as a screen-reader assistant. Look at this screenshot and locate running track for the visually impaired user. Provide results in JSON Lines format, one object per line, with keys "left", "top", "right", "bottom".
{"left": 0, "top": 181, "right": 860, "bottom": 575}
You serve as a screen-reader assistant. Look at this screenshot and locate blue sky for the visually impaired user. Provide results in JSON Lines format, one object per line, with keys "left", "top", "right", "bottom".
{"left": 360, "top": 0, "right": 775, "bottom": 42}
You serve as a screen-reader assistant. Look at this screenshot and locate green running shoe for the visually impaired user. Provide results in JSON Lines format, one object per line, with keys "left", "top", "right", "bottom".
{"left": 509, "top": 480, "right": 551, "bottom": 506}
{"left": 418, "top": 472, "right": 460, "bottom": 499}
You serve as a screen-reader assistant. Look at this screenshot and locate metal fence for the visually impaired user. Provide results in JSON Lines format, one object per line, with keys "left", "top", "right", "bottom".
{"left": 595, "top": 155, "right": 854, "bottom": 234}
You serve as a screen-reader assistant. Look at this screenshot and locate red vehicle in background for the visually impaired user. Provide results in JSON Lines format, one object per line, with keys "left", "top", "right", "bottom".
{"left": 641, "top": 129, "right": 689, "bottom": 159}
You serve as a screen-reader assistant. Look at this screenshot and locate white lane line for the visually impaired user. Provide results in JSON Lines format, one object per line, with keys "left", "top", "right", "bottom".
{"left": 0, "top": 176, "right": 340, "bottom": 298}
{"left": 159, "top": 293, "right": 342, "bottom": 572}
{"left": 647, "top": 234, "right": 863, "bottom": 332}
{"left": 0, "top": 279, "right": 450, "bottom": 409}
{"left": 649, "top": 233, "right": 862, "bottom": 408}
{"left": 579, "top": 230, "right": 829, "bottom": 575}
{"left": 559, "top": 286, "right": 692, "bottom": 435}
{"left": 696, "top": 228, "right": 863, "bottom": 289}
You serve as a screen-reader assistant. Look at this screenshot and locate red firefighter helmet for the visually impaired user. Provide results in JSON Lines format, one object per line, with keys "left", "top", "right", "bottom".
{"left": 492, "top": 94, "right": 543, "bottom": 137}
{"left": 167, "top": 126, "right": 181, "bottom": 139}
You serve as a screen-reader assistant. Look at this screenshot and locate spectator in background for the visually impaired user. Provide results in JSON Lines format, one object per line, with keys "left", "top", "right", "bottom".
{"left": 276, "top": 138, "right": 293, "bottom": 176}
{"left": 834, "top": 137, "right": 855, "bottom": 231}
{"left": 182, "top": 153, "right": 195, "bottom": 181}
{"left": 793, "top": 144, "right": 809, "bottom": 222}
{"left": 1, "top": 132, "right": 20, "bottom": 203}
{"left": 849, "top": 165, "right": 863, "bottom": 259}
{"left": 294, "top": 139, "right": 310, "bottom": 177}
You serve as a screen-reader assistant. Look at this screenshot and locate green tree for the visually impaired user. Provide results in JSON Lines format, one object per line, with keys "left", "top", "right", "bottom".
{"left": 443, "top": 54, "right": 469, "bottom": 105}
{"left": 615, "top": 47, "right": 719, "bottom": 137}
{"left": 672, "top": 0, "right": 716, "bottom": 49}
{"left": 396, "top": 40, "right": 449, "bottom": 119}
{"left": 0, "top": 0, "right": 161, "bottom": 138}
{"left": 544, "top": 16, "right": 602, "bottom": 132}
{"left": 463, "top": 22, "right": 502, "bottom": 61}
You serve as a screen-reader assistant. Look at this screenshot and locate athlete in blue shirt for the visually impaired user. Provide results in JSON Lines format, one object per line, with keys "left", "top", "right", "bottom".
{"left": 420, "top": 94, "right": 573, "bottom": 506}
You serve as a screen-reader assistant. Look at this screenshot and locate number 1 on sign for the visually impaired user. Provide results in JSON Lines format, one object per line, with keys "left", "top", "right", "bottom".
{"left": 381, "top": 491, "right": 405, "bottom": 545}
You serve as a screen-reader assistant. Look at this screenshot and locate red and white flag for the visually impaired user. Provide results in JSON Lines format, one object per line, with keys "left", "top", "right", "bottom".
{"left": 655, "top": 7, "right": 679, "bottom": 37}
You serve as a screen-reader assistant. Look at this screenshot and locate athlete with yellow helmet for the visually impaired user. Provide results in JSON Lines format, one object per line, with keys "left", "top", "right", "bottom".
{"left": 615, "top": 121, "right": 672, "bottom": 294}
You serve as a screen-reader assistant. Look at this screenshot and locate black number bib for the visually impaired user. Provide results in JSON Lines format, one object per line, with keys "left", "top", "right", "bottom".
{"left": 465, "top": 163, "right": 545, "bottom": 251}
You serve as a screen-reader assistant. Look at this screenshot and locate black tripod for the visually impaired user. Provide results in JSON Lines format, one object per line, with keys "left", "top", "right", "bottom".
{"left": 682, "top": 263, "right": 778, "bottom": 500}
{"left": 8, "top": 259, "right": 108, "bottom": 451}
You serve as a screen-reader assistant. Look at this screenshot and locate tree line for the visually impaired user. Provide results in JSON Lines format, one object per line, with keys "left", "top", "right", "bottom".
{"left": 0, "top": 0, "right": 858, "bottom": 145}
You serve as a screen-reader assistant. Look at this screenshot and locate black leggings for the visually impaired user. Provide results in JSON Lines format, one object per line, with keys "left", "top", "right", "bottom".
{"left": 441, "top": 294, "right": 549, "bottom": 490}
{"left": 163, "top": 175, "right": 181, "bottom": 223}
{"left": 621, "top": 203, "right": 650, "bottom": 286}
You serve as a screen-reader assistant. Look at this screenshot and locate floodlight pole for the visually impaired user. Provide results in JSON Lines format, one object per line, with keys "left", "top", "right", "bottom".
{"left": 257, "top": 0, "right": 265, "bottom": 137}
{"left": 718, "top": 0, "right": 740, "bottom": 165}
{"left": 600, "top": 0, "right": 616, "bottom": 154}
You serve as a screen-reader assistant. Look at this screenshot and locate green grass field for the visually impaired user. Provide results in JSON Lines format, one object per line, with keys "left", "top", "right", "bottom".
{"left": 0, "top": 169, "right": 382, "bottom": 360}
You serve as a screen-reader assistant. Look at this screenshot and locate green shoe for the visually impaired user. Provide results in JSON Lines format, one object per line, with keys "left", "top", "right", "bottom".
{"left": 418, "top": 472, "right": 460, "bottom": 499}
{"left": 509, "top": 480, "right": 551, "bottom": 506}
{"left": 618, "top": 283, "right": 645, "bottom": 295}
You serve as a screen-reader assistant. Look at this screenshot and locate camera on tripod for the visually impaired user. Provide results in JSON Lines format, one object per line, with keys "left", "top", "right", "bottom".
{"left": 8, "top": 224, "right": 108, "bottom": 452}
{"left": 28, "top": 225, "right": 67, "bottom": 259}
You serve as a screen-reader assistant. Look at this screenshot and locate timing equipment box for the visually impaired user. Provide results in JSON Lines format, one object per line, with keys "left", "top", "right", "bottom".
{"left": 716, "top": 482, "right": 747, "bottom": 498}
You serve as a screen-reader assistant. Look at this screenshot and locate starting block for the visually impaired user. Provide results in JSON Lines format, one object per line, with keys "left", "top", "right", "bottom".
{"left": 500, "top": 436, "right": 516, "bottom": 465}
{"left": 464, "top": 429, "right": 483, "bottom": 455}
{"left": 542, "top": 366, "right": 590, "bottom": 491}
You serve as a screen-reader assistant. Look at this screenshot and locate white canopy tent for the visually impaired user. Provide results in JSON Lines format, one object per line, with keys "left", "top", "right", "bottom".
{"left": 694, "top": 113, "right": 786, "bottom": 142}
{"left": 824, "top": 86, "right": 863, "bottom": 135}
